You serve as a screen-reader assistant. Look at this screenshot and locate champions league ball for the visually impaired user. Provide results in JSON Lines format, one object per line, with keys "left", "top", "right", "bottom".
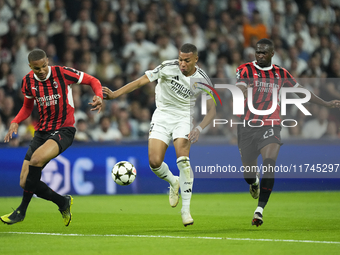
{"left": 111, "top": 161, "right": 137, "bottom": 186}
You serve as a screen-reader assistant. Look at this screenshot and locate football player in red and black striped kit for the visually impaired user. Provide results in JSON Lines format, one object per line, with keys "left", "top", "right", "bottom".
{"left": 235, "top": 39, "right": 340, "bottom": 227}
{"left": 0, "top": 49, "right": 103, "bottom": 226}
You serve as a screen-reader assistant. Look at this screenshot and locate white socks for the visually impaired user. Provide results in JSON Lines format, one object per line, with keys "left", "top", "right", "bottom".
{"left": 150, "top": 162, "right": 177, "bottom": 186}
{"left": 177, "top": 156, "right": 193, "bottom": 211}
{"left": 151, "top": 158, "right": 194, "bottom": 211}
{"left": 255, "top": 206, "right": 264, "bottom": 215}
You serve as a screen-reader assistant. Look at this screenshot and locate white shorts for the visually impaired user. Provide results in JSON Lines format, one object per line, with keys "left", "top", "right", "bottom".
{"left": 149, "top": 109, "right": 193, "bottom": 145}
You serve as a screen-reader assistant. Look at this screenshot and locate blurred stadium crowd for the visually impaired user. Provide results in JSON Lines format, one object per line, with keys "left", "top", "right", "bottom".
{"left": 1, "top": 0, "right": 340, "bottom": 146}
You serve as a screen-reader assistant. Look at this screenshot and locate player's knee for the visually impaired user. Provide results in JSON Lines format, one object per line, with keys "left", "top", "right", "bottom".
{"left": 30, "top": 155, "right": 45, "bottom": 167}
{"left": 149, "top": 157, "right": 162, "bottom": 169}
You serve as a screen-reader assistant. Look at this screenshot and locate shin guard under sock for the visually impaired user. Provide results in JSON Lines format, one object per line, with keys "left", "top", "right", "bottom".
{"left": 177, "top": 156, "right": 193, "bottom": 211}
{"left": 150, "top": 162, "right": 176, "bottom": 186}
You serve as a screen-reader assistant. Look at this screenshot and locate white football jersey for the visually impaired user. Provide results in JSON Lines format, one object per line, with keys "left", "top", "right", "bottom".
{"left": 145, "top": 59, "right": 212, "bottom": 117}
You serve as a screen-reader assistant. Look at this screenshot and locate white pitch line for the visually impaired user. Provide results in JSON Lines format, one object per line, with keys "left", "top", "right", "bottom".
{"left": 2, "top": 232, "right": 340, "bottom": 244}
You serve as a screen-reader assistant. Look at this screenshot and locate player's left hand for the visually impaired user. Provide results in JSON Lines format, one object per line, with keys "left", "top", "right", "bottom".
{"left": 326, "top": 100, "right": 340, "bottom": 109}
{"left": 89, "top": 95, "right": 103, "bottom": 113}
{"left": 188, "top": 127, "right": 201, "bottom": 144}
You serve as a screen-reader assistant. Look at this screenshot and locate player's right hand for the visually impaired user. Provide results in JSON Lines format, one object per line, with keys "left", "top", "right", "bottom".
{"left": 4, "top": 123, "right": 19, "bottom": 143}
{"left": 244, "top": 83, "right": 254, "bottom": 98}
{"left": 102, "top": 87, "right": 117, "bottom": 100}
{"left": 326, "top": 100, "right": 340, "bottom": 109}
{"left": 188, "top": 127, "right": 201, "bottom": 144}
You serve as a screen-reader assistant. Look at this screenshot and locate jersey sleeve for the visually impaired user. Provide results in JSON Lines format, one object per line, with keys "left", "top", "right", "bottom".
{"left": 283, "top": 69, "right": 299, "bottom": 88}
{"left": 21, "top": 78, "right": 33, "bottom": 99}
{"left": 199, "top": 83, "right": 214, "bottom": 100}
{"left": 145, "top": 63, "right": 165, "bottom": 82}
{"left": 235, "top": 65, "right": 249, "bottom": 87}
{"left": 62, "top": 66, "right": 84, "bottom": 85}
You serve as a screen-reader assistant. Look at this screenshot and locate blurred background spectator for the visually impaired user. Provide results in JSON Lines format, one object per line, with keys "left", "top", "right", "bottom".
{"left": 1, "top": 0, "right": 340, "bottom": 145}
{"left": 91, "top": 115, "right": 122, "bottom": 142}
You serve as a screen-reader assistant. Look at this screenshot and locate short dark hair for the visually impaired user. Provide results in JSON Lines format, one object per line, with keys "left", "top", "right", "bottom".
{"left": 99, "top": 115, "right": 110, "bottom": 124}
{"left": 256, "top": 38, "right": 274, "bottom": 47}
{"left": 180, "top": 43, "right": 198, "bottom": 55}
{"left": 77, "top": 118, "right": 86, "bottom": 124}
{"left": 28, "top": 49, "right": 46, "bottom": 62}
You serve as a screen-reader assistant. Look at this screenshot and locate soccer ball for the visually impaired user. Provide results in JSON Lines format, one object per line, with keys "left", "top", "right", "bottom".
{"left": 111, "top": 161, "right": 137, "bottom": 186}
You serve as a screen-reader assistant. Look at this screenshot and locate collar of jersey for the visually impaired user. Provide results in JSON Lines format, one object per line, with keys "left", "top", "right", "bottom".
{"left": 183, "top": 66, "right": 198, "bottom": 77}
{"left": 253, "top": 61, "right": 272, "bottom": 71}
{"left": 34, "top": 66, "right": 51, "bottom": 82}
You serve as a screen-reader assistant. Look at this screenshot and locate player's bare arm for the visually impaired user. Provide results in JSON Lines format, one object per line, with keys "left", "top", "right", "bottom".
{"left": 89, "top": 95, "right": 103, "bottom": 113}
{"left": 188, "top": 98, "right": 216, "bottom": 144}
{"left": 236, "top": 84, "right": 248, "bottom": 98}
{"left": 237, "top": 84, "right": 255, "bottom": 98}
{"left": 103, "top": 74, "right": 151, "bottom": 100}
{"left": 296, "top": 84, "right": 340, "bottom": 109}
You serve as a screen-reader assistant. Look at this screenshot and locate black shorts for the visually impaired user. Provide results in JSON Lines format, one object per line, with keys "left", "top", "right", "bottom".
{"left": 237, "top": 125, "right": 283, "bottom": 163}
{"left": 24, "top": 127, "right": 76, "bottom": 161}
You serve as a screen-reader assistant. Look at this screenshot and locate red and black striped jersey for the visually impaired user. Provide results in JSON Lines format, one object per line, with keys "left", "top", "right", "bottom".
{"left": 21, "top": 66, "right": 84, "bottom": 131}
{"left": 235, "top": 61, "right": 299, "bottom": 126}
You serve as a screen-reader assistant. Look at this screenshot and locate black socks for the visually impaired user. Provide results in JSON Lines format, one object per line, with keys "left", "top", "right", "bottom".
{"left": 35, "top": 181, "right": 65, "bottom": 208}
{"left": 17, "top": 165, "right": 66, "bottom": 214}
{"left": 258, "top": 158, "right": 276, "bottom": 208}
{"left": 244, "top": 170, "right": 257, "bottom": 185}
{"left": 17, "top": 165, "right": 42, "bottom": 215}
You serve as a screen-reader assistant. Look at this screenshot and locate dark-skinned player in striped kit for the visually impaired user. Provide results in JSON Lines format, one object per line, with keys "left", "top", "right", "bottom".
{"left": 235, "top": 38, "right": 340, "bottom": 227}
{"left": 1, "top": 49, "right": 103, "bottom": 226}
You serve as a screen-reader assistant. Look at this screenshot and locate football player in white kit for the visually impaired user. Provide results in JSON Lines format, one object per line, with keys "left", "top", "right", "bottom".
{"left": 103, "top": 44, "right": 216, "bottom": 226}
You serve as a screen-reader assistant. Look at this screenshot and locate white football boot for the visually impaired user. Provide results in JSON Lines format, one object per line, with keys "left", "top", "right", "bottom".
{"left": 249, "top": 172, "right": 260, "bottom": 199}
{"left": 169, "top": 176, "right": 180, "bottom": 207}
{"left": 181, "top": 209, "right": 194, "bottom": 227}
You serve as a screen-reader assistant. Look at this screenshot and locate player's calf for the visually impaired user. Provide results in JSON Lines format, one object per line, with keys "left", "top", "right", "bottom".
{"left": 177, "top": 156, "right": 193, "bottom": 209}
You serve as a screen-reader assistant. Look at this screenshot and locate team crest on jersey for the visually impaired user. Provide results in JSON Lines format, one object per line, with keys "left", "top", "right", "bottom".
{"left": 53, "top": 80, "right": 58, "bottom": 88}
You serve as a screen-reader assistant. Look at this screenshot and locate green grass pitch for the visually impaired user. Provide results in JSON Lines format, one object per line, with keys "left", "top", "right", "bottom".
{"left": 1, "top": 191, "right": 339, "bottom": 255}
